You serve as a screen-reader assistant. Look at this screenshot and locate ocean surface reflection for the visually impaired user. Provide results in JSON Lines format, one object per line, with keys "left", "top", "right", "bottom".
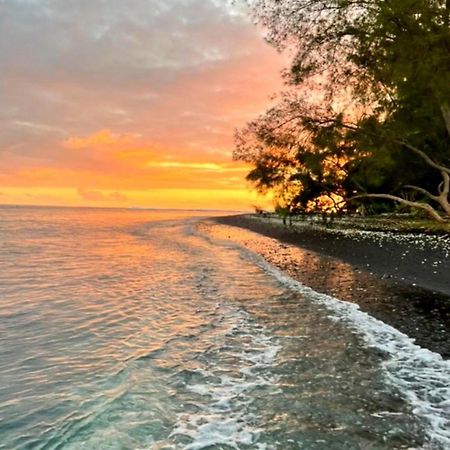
{"left": 0, "top": 207, "right": 446, "bottom": 449}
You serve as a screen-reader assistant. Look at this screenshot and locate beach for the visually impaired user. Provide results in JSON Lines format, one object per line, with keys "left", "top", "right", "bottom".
{"left": 1, "top": 206, "right": 449, "bottom": 449}
{"left": 202, "top": 214, "right": 450, "bottom": 358}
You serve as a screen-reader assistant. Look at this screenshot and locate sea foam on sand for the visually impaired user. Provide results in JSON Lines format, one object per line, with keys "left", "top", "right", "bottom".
{"left": 252, "top": 253, "right": 450, "bottom": 450}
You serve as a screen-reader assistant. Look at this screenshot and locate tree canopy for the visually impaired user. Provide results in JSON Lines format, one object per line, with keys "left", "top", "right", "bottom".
{"left": 234, "top": 0, "right": 450, "bottom": 221}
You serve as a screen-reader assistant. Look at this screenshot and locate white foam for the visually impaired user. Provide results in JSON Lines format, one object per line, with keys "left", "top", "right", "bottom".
{"left": 253, "top": 255, "right": 450, "bottom": 450}
{"left": 171, "top": 413, "right": 260, "bottom": 450}
{"left": 170, "top": 310, "right": 280, "bottom": 449}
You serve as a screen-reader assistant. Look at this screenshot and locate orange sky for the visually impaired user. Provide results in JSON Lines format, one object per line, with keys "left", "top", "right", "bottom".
{"left": 0, "top": 1, "right": 286, "bottom": 210}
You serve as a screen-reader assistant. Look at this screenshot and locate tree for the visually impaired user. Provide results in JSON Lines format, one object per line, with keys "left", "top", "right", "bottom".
{"left": 234, "top": 96, "right": 356, "bottom": 213}
{"left": 235, "top": 0, "right": 450, "bottom": 220}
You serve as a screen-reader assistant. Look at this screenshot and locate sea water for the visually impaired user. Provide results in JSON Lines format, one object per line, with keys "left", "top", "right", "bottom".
{"left": 0, "top": 206, "right": 448, "bottom": 450}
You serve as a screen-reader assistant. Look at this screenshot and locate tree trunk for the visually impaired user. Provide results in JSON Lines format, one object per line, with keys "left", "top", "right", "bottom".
{"left": 440, "top": 102, "right": 450, "bottom": 138}
{"left": 437, "top": 171, "right": 450, "bottom": 217}
{"left": 406, "top": 171, "right": 450, "bottom": 219}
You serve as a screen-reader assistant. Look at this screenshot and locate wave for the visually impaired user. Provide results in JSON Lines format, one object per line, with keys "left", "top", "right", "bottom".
{"left": 248, "top": 254, "right": 450, "bottom": 450}
{"left": 170, "top": 309, "right": 281, "bottom": 450}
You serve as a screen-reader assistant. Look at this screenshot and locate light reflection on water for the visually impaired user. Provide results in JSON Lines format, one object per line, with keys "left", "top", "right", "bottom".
{"left": 0, "top": 206, "right": 441, "bottom": 449}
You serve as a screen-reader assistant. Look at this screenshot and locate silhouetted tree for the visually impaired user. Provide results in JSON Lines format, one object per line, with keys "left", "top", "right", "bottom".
{"left": 235, "top": 0, "right": 450, "bottom": 221}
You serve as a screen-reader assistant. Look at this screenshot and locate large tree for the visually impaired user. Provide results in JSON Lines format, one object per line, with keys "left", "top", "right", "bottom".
{"left": 235, "top": 0, "right": 450, "bottom": 220}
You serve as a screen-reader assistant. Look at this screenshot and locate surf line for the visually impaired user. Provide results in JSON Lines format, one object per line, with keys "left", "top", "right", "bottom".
{"left": 246, "top": 252, "right": 450, "bottom": 450}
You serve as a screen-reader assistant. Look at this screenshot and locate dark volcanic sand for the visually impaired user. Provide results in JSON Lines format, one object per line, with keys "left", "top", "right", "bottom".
{"left": 202, "top": 215, "right": 450, "bottom": 358}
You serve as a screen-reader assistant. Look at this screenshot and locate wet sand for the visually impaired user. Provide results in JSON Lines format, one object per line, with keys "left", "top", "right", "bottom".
{"left": 200, "top": 215, "right": 450, "bottom": 358}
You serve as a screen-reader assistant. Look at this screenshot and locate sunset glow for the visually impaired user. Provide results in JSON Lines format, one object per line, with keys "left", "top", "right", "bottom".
{"left": 0, "top": 1, "right": 286, "bottom": 210}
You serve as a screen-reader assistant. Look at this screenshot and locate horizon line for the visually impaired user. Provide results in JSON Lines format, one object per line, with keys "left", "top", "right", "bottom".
{"left": 0, "top": 203, "right": 253, "bottom": 213}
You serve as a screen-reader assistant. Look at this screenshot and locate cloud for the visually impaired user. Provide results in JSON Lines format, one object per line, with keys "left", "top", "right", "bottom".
{"left": 150, "top": 161, "right": 247, "bottom": 172}
{"left": 0, "top": 0, "right": 285, "bottom": 208}
{"left": 63, "top": 129, "right": 140, "bottom": 150}
{"left": 0, "top": 128, "right": 252, "bottom": 193}
{"left": 77, "top": 188, "right": 128, "bottom": 203}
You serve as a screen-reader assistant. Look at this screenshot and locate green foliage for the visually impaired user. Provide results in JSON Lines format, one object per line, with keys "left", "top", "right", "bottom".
{"left": 235, "top": 0, "right": 450, "bottom": 218}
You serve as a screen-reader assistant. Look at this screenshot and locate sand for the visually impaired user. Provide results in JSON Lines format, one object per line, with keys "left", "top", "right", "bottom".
{"left": 200, "top": 214, "right": 450, "bottom": 358}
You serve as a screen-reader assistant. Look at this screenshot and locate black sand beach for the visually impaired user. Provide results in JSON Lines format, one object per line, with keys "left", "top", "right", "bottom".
{"left": 202, "top": 214, "right": 450, "bottom": 358}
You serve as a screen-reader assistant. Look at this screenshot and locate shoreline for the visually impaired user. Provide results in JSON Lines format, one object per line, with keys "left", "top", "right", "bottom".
{"left": 202, "top": 214, "right": 450, "bottom": 358}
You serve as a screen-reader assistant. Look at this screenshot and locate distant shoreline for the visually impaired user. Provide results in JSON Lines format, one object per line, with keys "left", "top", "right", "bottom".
{"left": 202, "top": 214, "right": 450, "bottom": 358}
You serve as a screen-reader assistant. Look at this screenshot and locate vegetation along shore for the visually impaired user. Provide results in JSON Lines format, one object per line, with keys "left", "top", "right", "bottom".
{"left": 235, "top": 1, "right": 449, "bottom": 224}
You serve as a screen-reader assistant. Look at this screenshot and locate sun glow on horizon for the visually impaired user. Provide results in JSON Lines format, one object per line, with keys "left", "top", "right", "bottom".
{"left": 0, "top": 186, "right": 272, "bottom": 212}
{"left": 0, "top": 1, "right": 286, "bottom": 210}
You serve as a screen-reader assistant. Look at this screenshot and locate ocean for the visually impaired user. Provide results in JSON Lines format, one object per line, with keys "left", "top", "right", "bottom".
{"left": 0, "top": 206, "right": 448, "bottom": 450}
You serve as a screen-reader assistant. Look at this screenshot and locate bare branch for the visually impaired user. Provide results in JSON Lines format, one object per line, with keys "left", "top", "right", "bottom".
{"left": 442, "top": 171, "right": 450, "bottom": 197}
{"left": 404, "top": 185, "right": 439, "bottom": 201}
{"left": 394, "top": 140, "right": 450, "bottom": 175}
{"left": 349, "top": 193, "right": 446, "bottom": 222}
{"left": 440, "top": 102, "right": 450, "bottom": 138}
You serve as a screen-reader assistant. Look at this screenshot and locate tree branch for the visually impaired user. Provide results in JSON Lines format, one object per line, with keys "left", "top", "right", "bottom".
{"left": 442, "top": 171, "right": 450, "bottom": 197}
{"left": 393, "top": 140, "right": 450, "bottom": 175}
{"left": 349, "top": 193, "right": 446, "bottom": 222}
{"left": 440, "top": 102, "right": 450, "bottom": 138}
{"left": 404, "top": 185, "right": 439, "bottom": 201}
{"left": 312, "top": 116, "right": 450, "bottom": 177}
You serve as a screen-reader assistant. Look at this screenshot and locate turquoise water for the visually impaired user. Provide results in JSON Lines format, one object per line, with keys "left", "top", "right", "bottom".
{"left": 0, "top": 206, "right": 448, "bottom": 449}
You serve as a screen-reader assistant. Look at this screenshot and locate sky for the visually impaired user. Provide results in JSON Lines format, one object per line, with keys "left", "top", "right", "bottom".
{"left": 0, "top": 0, "right": 286, "bottom": 210}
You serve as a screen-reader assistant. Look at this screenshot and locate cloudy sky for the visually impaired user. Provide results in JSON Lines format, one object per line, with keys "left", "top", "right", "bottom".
{"left": 0, "top": 0, "right": 285, "bottom": 209}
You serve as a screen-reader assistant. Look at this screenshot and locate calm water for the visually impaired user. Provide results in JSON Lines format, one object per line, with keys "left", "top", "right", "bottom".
{"left": 0, "top": 206, "right": 448, "bottom": 450}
